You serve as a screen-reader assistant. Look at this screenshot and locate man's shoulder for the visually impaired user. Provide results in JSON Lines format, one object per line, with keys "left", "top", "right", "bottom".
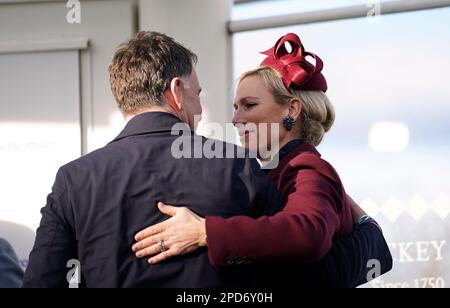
{"left": 61, "top": 147, "right": 102, "bottom": 168}
{"left": 57, "top": 144, "right": 115, "bottom": 180}
{"left": 194, "top": 134, "right": 256, "bottom": 161}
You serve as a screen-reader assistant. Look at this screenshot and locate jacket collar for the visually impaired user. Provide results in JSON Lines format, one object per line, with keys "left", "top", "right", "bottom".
{"left": 111, "top": 112, "right": 191, "bottom": 143}
{"left": 266, "top": 140, "right": 321, "bottom": 176}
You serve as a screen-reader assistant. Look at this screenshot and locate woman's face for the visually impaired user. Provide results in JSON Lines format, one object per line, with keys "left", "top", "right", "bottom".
{"left": 232, "top": 75, "right": 290, "bottom": 159}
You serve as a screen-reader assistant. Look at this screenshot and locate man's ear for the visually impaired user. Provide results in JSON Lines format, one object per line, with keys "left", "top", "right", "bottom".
{"left": 289, "top": 98, "right": 302, "bottom": 120}
{"left": 168, "top": 77, "right": 184, "bottom": 111}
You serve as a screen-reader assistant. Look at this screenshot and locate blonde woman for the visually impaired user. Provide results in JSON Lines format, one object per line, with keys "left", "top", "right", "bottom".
{"left": 132, "top": 33, "right": 392, "bottom": 287}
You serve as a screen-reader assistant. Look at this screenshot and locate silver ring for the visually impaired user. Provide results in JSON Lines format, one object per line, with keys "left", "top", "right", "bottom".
{"left": 159, "top": 240, "right": 167, "bottom": 252}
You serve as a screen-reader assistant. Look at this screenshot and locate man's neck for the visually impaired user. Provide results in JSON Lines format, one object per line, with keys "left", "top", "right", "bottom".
{"left": 124, "top": 107, "right": 180, "bottom": 122}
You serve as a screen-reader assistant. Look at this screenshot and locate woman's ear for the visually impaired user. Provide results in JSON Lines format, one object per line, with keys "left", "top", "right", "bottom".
{"left": 289, "top": 98, "right": 302, "bottom": 121}
{"left": 168, "top": 77, "right": 184, "bottom": 111}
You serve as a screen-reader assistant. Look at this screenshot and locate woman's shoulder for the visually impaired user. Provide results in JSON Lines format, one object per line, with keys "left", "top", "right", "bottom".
{"left": 267, "top": 142, "right": 343, "bottom": 197}
{"left": 283, "top": 142, "right": 342, "bottom": 185}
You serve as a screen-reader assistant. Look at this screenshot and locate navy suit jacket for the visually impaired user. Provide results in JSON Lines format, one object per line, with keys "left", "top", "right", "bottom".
{"left": 0, "top": 238, "right": 24, "bottom": 288}
{"left": 23, "top": 112, "right": 283, "bottom": 288}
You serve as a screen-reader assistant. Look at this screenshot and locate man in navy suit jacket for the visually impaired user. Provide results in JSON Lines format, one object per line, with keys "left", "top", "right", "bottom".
{"left": 23, "top": 31, "right": 391, "bottom": 288}
{"left": 23, "top": 31, "right": 283, "bottom": 288}
{"left": 0, "top": 238, "right": 24, "bottom": 288}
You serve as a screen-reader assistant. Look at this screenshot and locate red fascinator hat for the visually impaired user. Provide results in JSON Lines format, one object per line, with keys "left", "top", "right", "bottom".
{"left": 260, "top": 33, "right": 328, "bottom": 92}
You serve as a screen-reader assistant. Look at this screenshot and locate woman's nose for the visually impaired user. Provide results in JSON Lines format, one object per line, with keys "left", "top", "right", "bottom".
{"left": 232, "top": 110, "right": 244, "bottom": 126}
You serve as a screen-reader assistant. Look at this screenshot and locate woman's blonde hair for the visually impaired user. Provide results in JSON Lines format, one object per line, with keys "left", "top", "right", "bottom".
{"left": 238, "top": 66, "right": 335, "bottom": 146}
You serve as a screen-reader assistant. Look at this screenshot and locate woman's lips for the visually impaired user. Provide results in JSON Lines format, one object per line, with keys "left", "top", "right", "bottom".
{"left": 238, "top": 130, "right": 254, "bottom": 138}
{"left": 239, "top": 133, "right": 257, "bottom": 145}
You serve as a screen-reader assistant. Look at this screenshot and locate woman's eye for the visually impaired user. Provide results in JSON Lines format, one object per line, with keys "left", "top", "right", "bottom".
{"left": 244, "top": 103, "right": 256, "bottom": 110}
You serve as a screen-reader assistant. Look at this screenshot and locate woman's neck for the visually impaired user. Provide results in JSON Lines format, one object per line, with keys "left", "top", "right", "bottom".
{"left": 260, "top": 136, "right": 297, "bottom": 167}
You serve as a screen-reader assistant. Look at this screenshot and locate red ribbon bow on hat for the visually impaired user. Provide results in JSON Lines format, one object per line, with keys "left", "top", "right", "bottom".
{"left": 260, "top": 33, "right": 328, "bottom": 92}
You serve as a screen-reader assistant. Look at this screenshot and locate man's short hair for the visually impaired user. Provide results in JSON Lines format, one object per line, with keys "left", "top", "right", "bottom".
{"left": 109, "top": 31, "right": 198, "bottom": 114}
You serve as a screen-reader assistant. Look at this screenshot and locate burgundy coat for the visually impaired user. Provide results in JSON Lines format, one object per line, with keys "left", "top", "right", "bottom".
{"left": 205, "top": 141, "right": 354, "bottom": 267}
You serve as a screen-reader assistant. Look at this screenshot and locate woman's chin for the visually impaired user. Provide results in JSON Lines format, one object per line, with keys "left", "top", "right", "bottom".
{"left": 239, "top": 135, "right": 253, "bottom": 147}
{"left": 239, "top": 138, "right": 260, "bottom": 158}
